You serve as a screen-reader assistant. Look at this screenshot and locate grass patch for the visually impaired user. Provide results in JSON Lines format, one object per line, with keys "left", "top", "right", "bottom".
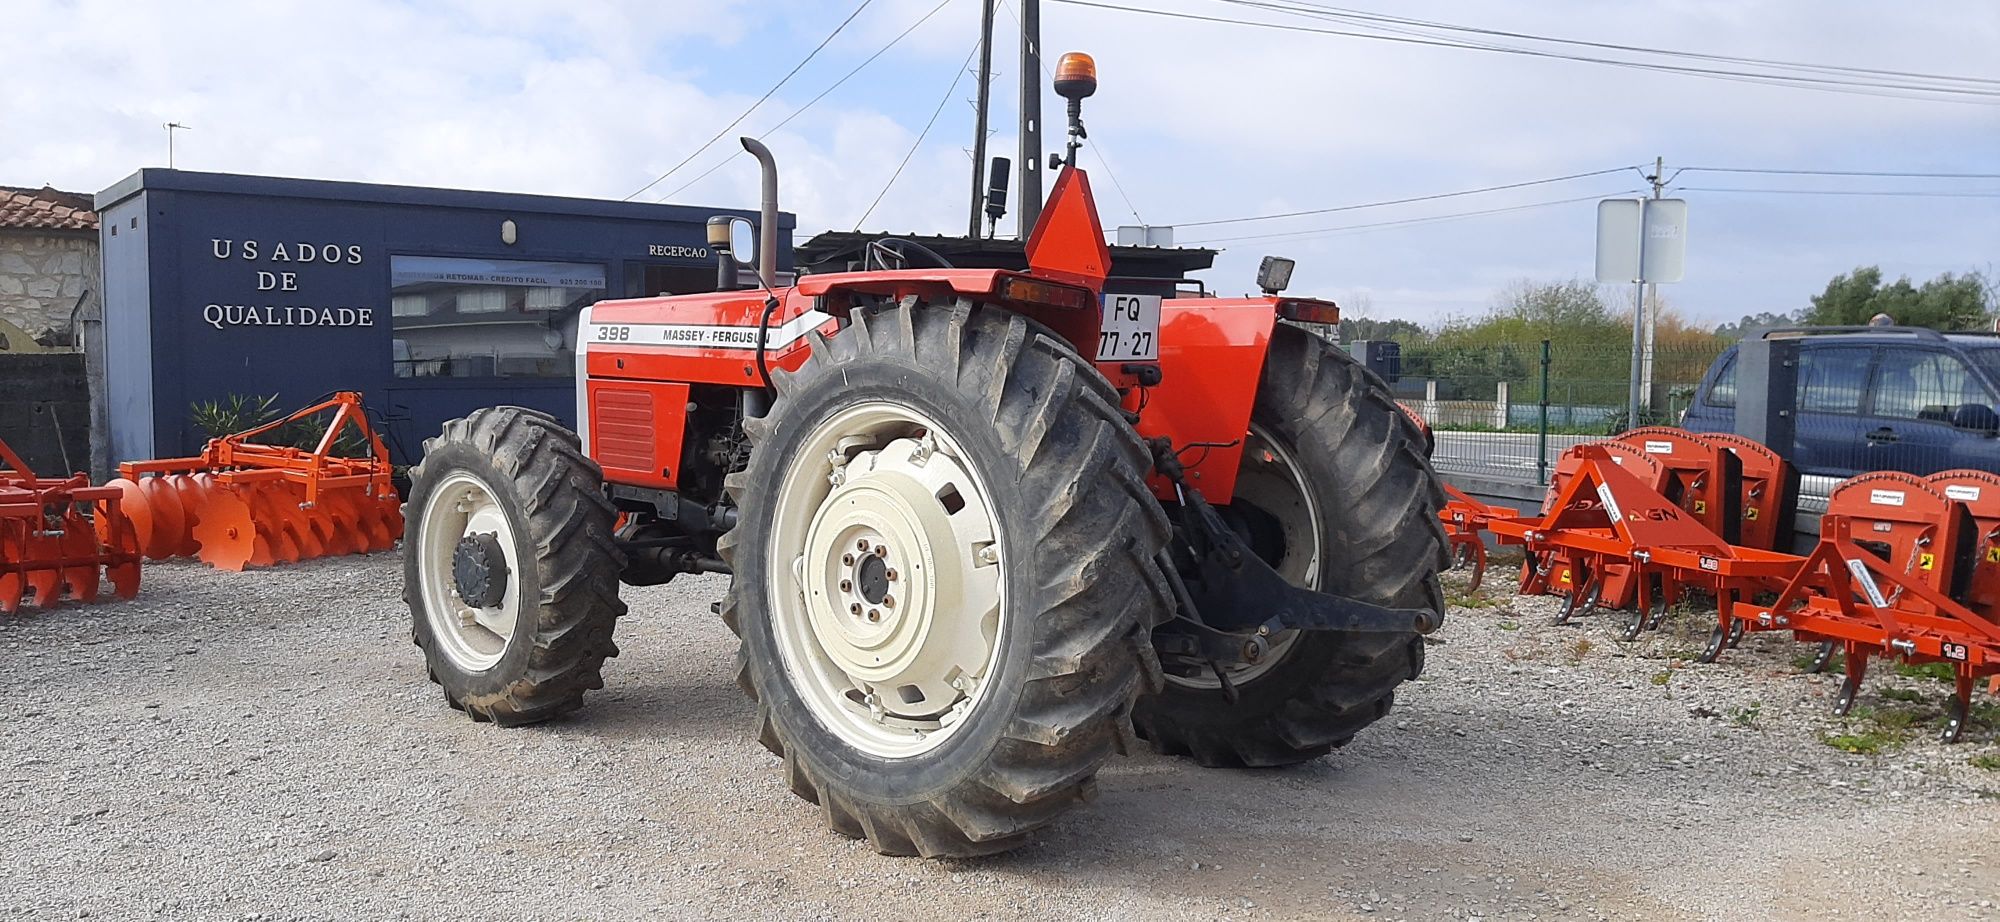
{"left": 1567, "top": 637, "right": 1594, "bottom": 663}
{"left": 1893, "top": 662, "right": 1955, "bottom": 682}
{"left": 1971, "top": 754, "right": 2000, "bottom": 772}
{"left": 1498, "top": 620, "right": 1520, "bottom": 632}
{"left": 1822, "top": 729, "right": 1900, "bottom": 755}
{"left": 1879, "top": 687, "right": 1924, "bottom": 703}
{"left": 1649, "top": 670, "right": 1673, "bottom": 687}
{"left": 1868, "top": 706, "right": 1931, "bottom": 732}
{"left": 1730, "top": 704, "right": 1762, "bottom": 727}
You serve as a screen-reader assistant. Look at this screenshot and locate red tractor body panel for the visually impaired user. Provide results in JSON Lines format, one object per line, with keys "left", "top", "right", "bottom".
{"left": 574, "top": 167, "right": 1309, "bottom": 508}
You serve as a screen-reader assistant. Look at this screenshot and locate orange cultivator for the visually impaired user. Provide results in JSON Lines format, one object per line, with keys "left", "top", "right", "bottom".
{"left": 0, "top": 438, "right": 142, "bottom": 613}
{"left": 110, "top": 392, "right": 402, "bottom": 571}
{"left": 1439, "top": 484, "right": 1518, "bottom": 592}
{"left": 1729, "top": 470, "right": 2000, "bottom": 741}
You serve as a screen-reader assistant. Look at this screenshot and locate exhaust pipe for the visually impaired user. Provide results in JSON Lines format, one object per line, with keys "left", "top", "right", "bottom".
{"left": 740, "top": 137, "right": 779, "bottom": 288}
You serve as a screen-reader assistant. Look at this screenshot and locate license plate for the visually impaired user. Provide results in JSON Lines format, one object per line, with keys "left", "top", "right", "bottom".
{"left": 1096, "top": 293, "right": 1161, "bottom": 361}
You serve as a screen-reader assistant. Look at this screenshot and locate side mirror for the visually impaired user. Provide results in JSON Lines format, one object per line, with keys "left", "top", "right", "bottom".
{"left": 707, "top": 216, "right": 757, "bottom": 292}
{"left": 1951, "top": 403, "right": 2000, "bottom": 433}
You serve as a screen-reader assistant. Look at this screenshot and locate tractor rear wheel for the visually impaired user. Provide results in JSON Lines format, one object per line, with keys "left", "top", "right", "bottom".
{"left": 718, "top": 299, "right": 1171, "bottom": 857}
{"left": 1134, "top": 324, "right": 1447, "bottom": 767}
{"left": 404, "top": 407, "right": 627, "bottom": 726}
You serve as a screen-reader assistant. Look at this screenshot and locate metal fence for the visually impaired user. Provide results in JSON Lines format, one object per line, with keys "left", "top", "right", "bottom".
{"left": 1392, "top": 339, "right": 1731, "bottom": 483}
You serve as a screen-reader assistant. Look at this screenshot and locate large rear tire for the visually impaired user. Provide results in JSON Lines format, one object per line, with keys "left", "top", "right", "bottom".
{"left": 718, "top": 299, "right": 1171, "bottom": 857}
{"left": 404, "top": 407, "right": 627, "bottom": 726}
{"left": 1134, "top": 324, "right": 1447, "bottom": 766}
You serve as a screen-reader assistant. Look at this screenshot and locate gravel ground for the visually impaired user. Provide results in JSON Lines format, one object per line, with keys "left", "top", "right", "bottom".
{"left": 3, "top": 553, "right": 1998, "bottom": 921}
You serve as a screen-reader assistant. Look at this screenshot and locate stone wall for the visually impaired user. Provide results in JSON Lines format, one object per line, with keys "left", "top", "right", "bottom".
{"left": 0, "top": 231, "right": 98, "bottom": 350}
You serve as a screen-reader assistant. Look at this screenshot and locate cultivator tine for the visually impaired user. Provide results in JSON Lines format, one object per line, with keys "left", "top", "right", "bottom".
{"left": 0, "top": 524, "right": 23, "bottom": 614}
{"left": 95, "top": 501, "right": 142, "bottom": 600}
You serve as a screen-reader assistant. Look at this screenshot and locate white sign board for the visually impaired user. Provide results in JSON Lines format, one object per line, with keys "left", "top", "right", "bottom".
{"left": 1595, "top": 198, "right": 1687, "bottom": 284}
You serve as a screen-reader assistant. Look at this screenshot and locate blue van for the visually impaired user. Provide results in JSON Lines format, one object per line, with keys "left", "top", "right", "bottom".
{"left": 1680, "top": 327, "right": 2000, "bottom": 477}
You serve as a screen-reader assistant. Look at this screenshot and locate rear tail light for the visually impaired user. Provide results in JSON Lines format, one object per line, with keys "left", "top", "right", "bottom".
{"left": 1000, "top": 276, "right": 1095, "bottom": 312}
{"left": 1278, "top": 298, "right": 1340, "bottom": 325}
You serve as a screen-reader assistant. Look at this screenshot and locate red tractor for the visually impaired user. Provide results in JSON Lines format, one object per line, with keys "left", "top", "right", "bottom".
{"left": 404, "top": 54, "right": 1446, "bottom": 857}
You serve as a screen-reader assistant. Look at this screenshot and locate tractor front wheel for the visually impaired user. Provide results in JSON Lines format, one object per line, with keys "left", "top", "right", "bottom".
{"left": 1135, "top": 324, "right": 1447, "bottom": 767}
{"left": 719, "top": 299, "right": 1171, "bottom": 857}
{"left": 404, "top": 407, "right": 627, "bottom": 725}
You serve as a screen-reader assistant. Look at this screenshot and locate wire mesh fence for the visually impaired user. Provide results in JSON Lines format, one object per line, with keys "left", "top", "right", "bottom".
{"left": 1390, "top": 339, "right": 1731, "bottom": 483}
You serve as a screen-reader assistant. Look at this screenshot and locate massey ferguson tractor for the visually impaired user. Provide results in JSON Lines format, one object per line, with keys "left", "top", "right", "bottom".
{"left": 404, "top": 54, "right": 1447, "bottom": 857}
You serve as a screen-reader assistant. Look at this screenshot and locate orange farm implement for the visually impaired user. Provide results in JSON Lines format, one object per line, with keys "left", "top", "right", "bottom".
{"left": 110, "top": 392, "right": 402, "bottom": 571}
{"left": 0, "top": 438, "right": 141, "bottom": 613}
{"left": 1447, "top": 426, "right": 1999, "bottom": 740}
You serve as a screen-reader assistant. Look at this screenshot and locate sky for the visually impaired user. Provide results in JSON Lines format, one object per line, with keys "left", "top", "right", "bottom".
{"left": 5, "top": 0, "right": 1996, "bottom": 329}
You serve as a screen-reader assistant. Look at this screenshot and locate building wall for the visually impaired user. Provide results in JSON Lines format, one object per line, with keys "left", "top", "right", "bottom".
{"left": 0, "top": 230, "right": 97, "bottom": 350}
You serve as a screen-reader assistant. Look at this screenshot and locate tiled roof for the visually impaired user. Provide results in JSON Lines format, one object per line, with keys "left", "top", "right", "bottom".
{"left": 0, "top": 185, "right": 97, "bottom": 231}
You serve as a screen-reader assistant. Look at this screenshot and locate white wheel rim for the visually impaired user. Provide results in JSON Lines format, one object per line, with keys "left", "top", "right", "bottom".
{"left": 1169, "top": 423, "right": 1318, "bottom": 689}
{"left": 766, "top": 401, "right": 1007, "bottom": 759}
{"left": 417, "top": 470, "right": 521, "bottom": 672}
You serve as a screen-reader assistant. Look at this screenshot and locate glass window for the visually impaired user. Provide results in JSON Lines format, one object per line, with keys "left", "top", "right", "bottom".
{"left": 1706, "top": 353, "right": 1737, "bottom": 408}
{"left": 389, "top": 256, "right": 606, "bottom": 379}
{"left": 1969, "top": 348, "right": 2000, "bottom": 381}
{"left": 1796, "top": 346, "right": 1870, "bottom": 415}
{"left": 1870, "top": 349, "right": 1995, "bottom": 420}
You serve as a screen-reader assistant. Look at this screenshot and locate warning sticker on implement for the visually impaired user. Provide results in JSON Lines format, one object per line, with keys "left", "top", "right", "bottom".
{"left": 1869, "top": 489, "right": 1905, "bottom": 507}
{"left": 1945, "top": 485, "right": 1982, "bottom": 502}
{"left": 1644, "top": 440, "right": 1674, "bottom": 454}
{"left": 1846, "top": 559, "right": 1888, "bottom": 608}
{"left": 1596, "top": 483, "right": 1623, "bottom": 522}
{"left": 1919, "top": 552, "right": 1936, "bottom": 571}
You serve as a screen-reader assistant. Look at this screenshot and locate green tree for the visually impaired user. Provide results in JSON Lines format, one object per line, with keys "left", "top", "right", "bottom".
{"left": 1803, "top": 266, "right": 1993, "bottom": 330}
{"left": 1713, "top": 310, "right": 1802, "bottom": 340}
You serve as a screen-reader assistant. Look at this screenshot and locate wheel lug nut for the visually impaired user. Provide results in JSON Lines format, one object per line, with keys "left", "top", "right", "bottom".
{"left": 849, "top": 602, "right": 862, "bottom": 615}
{"left": 883, "top": 594, "right": 895, "bottom": 608}
{"left": 867, "top": 609, "right": 881, "bottom": 622}
{"left": 873, "top": 544, "right": 887, "bottom": 558}
{"left": 842, "top": 553, "right": 855, "bottom": 566}
{"left": 857, "top": 539, "right": 870, "bottom": 552}
{"left": 839, "top": 579, "right": 852, "bottom": 592}
{"left": 885, "top": 568, "right": 898, "bottom": 581}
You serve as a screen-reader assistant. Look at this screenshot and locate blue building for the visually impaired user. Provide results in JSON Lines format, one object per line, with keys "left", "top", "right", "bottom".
{"left": 94, "top": 170, "right": 792, "bottom": 465}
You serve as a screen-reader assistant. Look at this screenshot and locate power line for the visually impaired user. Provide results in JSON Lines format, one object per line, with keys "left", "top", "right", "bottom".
{"left": 624, "top": 0, "right": 879, "bottom": 201}
{"left": 1173, "top": 166, "right": 1641, "bottom": 228}
{"left": 1183, "top": 191, "right": 1633, "bottom": 245}
{"left": 1212, "top": 0, "right": 2000, "bottom": 88}
{"left": 855, "top": 39, "right": 985, "bottom": 228}
{"left": 1674, "top": 186, "right": 2000, "bottom": 198}
{"left": 655, "top": 0, "right": 959, "bottom": 202}
{"left": 1678, "top": 166, "right": 2000, "bottom": 180}
{"left": 1045, "top": 0, "right": 2000, "bottom": 104}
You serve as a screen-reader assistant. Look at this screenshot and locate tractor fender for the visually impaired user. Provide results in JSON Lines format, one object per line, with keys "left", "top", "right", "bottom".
{"left": 1132, "top": 298, "right": 1282, "bottom": 502}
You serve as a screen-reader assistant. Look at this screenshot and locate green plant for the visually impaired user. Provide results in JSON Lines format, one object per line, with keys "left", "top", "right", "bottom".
{"left": 189, "top": 393, "right": 281, "bottom": 441}
{"left": 1730, "top": 704, "right": 1761, "bottom": 727}
{"left": 1878, "top": 687, "right": 1924, "bottom": 703}
{"left": 1567, "top": 637, "right": 1594, "bottom": 662}
{"left": 1498, "top": 620, "right": 1520, "bottom": 632}
{"left": 1868, "top": 706, "right": 1930, "bottom": 732}
{"left": 1791, "top": 649, "right": 1844, "bottom": 673}
{"left": 1822, "top": 729, "right": 1899, "bottom": 755}
{"left": 1649, "top": 670, "right": 1672, "bottom": 687}
{"left": 1970, "top": 754, "right": 2000, "bottom": 772}
{"left": 1893, "top": 662, "right": 1956, "bottom": 682}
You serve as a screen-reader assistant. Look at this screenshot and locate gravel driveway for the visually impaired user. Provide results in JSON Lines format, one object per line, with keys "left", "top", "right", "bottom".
{"left": 3, "top": 554, "right": 1996, "bottom": 920}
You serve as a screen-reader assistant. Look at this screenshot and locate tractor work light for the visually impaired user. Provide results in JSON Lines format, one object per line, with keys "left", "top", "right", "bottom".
{"left": 1054, "top": 52, "right": 1098, "bottom": 101}
{"left": 1000, "top": 276, "right": 1095, "bottom": 312}
{"left": 1257, "top": 256, "right": 1296, "bottom": 295}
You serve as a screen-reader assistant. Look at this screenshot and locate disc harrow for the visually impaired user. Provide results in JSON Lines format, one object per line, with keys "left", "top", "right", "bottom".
{"left": 110, "top": 392, "right": 402, "bottom": 571}
{"left": 0, "top": 437, "right": 142, "bottom": 613}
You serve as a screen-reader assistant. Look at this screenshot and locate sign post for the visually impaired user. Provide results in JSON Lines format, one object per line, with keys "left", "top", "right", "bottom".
{"left": 1597, "top": 172, "right": 1687, "bottom": 430}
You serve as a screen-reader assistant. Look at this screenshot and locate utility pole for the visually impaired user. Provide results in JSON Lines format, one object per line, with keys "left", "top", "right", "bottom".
{"left": 1626, "top": 155, "right": 1665, "bottom": 429}
{"left": 967, "top": 0, "right": 997, "bottom": 238}
{"left": 1016, "top": 0, "right": 1043, "bottom": 235}
{"left": 164, "top": 122, "right": 190, "bottom": 169}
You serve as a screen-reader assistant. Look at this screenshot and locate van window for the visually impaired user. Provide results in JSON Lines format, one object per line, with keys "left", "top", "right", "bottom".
{"left": 1870, "top": 349, "right": 1994, "bottom": 420}
{"left": 1796, "top": 346, "right": 1870, "bottom": 414}
{"left": 1706, "top": 354, "right": 1737, "bottom": 408}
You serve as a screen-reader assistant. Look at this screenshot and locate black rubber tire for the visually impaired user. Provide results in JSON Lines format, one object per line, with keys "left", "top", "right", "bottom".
{"left": 717, "top": 299, "right": 1172, "bottom": 857}
{"left": 1132, "top": 323, "right": 1447, "bottom": 768}
{"left": 404, "top": 407, "right": 627, "bottom": 726}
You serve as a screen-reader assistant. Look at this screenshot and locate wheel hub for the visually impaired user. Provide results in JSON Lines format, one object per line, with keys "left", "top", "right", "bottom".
{"left": 452, "top": 533, "right": 510, "bottom": 609}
